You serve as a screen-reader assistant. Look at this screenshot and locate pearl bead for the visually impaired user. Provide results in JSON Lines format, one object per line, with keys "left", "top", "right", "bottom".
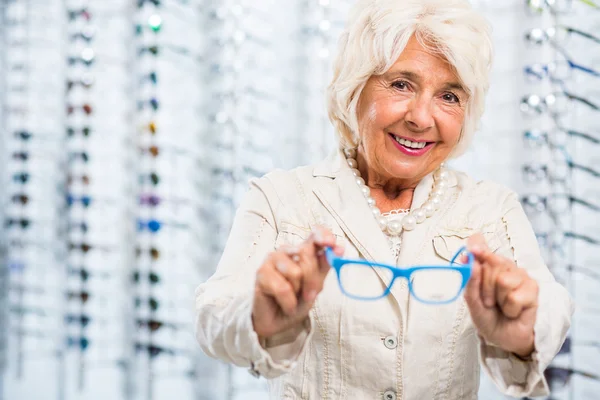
{"left": 402, "top": 215, "right": 417, "bottom": 231}
{"left": 423, "top": 202, "right": 435, "bottom": 217}
{"left": 387, "top": 220, "right": 403, "bottom": 235}
{"left": 366, "top": 196, "right": 376, "bottom": 206}
{"left": 436, "top": 180, "right": 449, "bottom": 190}
{"left": 377, "top": 216, "right": 388, "bottom": 229}
{"left": 355, "top": 176, "right": 365, "bottom": 186}
{"left": 347, "top": 158, "right": 358, "bottom": 169}
{"left": 360, "top": 185, "right": 371, "bottom": 197}
{"left": 431, "top": 196, "right": 442, "bottom": 210}
{"left": 413, "top": 208, "right": 426, "bottom": 223}
{"left": 344, "top": 148, "right": 357, "bottom": 159}
{"left": 351, "top": 168, "right": 360, "bottom": 177}
{"left": 434, "top": 169, "right": 449, "bottom": 181}
{"left": 432, "top": 188, "right": 445, "bottom": 197}
{"left": 371, "top": 207, "right": 381, "bottom": 217}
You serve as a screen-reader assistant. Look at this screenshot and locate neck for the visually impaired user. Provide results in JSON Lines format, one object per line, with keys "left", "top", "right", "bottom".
{"left": 355, "top": 151, "right": 419, "bottom": 211}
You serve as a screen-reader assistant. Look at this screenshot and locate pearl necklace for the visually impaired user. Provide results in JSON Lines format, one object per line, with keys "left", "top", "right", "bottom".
{"left": 343, "top": 147, "right": 450, "bottom": 236}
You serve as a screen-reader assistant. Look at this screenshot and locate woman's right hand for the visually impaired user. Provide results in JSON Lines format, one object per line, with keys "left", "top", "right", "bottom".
{"left": 251, "top": 226, "right": 344, "bottom": 340}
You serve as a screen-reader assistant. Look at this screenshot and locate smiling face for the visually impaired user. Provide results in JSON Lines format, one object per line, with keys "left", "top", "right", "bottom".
{"left": 356, "top": 34, "right": 467, "bottom": 189}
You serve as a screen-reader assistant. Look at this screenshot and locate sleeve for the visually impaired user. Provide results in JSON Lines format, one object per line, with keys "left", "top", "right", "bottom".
{"left": 478, "top": 191, "right": 574, "bottom": 398}
{"left": 194, "top": 176, "right": 314, "bottom": 380}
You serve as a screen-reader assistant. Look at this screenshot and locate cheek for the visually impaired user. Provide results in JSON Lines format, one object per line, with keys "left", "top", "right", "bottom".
{"left": 437, "top": 108, "right": 465, "bottom": 144}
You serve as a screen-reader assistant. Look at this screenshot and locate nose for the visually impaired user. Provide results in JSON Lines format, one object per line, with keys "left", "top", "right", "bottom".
{"left": 404, "top": 95, "right": 434, "bottom": 132}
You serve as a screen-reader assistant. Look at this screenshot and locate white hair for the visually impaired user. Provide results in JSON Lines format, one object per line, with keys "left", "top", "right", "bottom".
{"left": 326, "top": 0, "right": 493, "bottom": 158}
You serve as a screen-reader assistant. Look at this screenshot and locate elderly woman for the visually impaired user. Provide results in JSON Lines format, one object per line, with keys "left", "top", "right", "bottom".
{"left": 195, "top": 0, "right": 573, "bottom": 398}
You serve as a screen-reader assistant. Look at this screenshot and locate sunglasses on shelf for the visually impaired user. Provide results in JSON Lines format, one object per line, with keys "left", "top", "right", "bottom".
{"left": 67, "top": 291, "right": 90, "bottom": 304}
{"left": 11, "top": 194, "right": 30, "bottom": 205}
{"left": 67, "top": 77, "right": 94, "bottom": 91}
{"left": 68, "top": 242, "right": 111, "bottom": 254}
{"left": 67, "top": 127, "right": 92, "bottom": 137}
{"left": 65, "top": 314, "right": 91, "bottom": 327}
{"left": 136, "top": 247, "right": 160, "bottom": 260}
{"left": 68, "top": 8, "right": 92, "bottom": 21}
{"left": 136, "top": 319, "right": 178, "bottom": 332}
{"left": 67, "top": 54, "right": 95, "bottom": 67}
{"left": 138, "top": 0, "right": 161, "bottom": 7}
{"left": 67, "top": 336, "right": 90, "bottom": 350}
{"left": 139, "top": 172, "right": 160, "bottom": 186}
{"left": 134, "top": 343, "right": 176, "bottom": 358}
{"left": 132, "top": 271, "right": 160, "bottom": 284}
{"left": 5, "top": 218, "right": 31, "bottom": 229}
{"left": 69, "top": 28, "right": 95, "bottom": 43}
{"left": 68, "top": 268, "right": 111, "bottom": 282}
{"left": 139, "top": 72, "right": 158, "bottom": 86}
{"left": 137, "top": 98, "right": 159, "bottom": 111}
{"left": 67, "top": 104, "right": 93, "bottom": 115}
{"left": 135, "top": 297, "right": 159, "bottom": 311}
{"left": 135, "top": 18, "right": 162, "bottom": 35}
{"left": 136, "top": 219, "right": 187, "bottom": 233}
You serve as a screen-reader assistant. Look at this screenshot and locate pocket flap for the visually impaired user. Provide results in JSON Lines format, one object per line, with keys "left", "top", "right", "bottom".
{"left": 433, "top": 228, "right": 501, "bottom": 262}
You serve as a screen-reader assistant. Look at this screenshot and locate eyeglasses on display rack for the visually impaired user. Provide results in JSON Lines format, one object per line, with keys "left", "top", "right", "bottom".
{"left": 524, "top": 59, "right": 600, "bottom": 83}
{"left": 520, "top": 91, "right": 600, "bottom": 116}
{"left": 536, "top": 230, "right": 600, "bottom": 258}
{"left": 526, "top": 0, "right": 600, "bottom": 14}
{"left": 522, "top": 193, "right": 600, "bottom": 221}
{"left": 523, "top": 128, "right": 600, "bottom": 147}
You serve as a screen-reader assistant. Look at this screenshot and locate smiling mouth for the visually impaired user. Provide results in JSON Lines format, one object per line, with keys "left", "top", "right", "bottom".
{"left": 389, "top": 133, "right": 435, "bottom": 149}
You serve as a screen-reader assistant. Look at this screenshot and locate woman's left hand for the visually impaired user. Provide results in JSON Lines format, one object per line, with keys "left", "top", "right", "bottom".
{"left": 463, "top": 233, "right": 539, "bottom": 359}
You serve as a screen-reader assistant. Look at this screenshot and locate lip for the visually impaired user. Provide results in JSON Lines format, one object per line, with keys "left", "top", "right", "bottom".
{"left": 388, "top": 133, "right": 435, "bottom": 157}
{"left": 390, "top": 133, "right": 431, "bottom": 143}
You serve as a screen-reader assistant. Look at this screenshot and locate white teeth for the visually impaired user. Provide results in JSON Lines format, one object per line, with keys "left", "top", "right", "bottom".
{"left": 394, "top": 136, "right": 427, "bottom": 149}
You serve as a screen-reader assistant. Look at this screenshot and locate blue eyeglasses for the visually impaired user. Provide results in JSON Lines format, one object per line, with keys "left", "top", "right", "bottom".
{"left": 325, "top": 246, "right": 473, "bottom": 304}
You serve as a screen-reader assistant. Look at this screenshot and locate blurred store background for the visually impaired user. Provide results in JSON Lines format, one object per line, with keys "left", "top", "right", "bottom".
{"left": 0, "top": 0, "right": 598, "bottom": 399}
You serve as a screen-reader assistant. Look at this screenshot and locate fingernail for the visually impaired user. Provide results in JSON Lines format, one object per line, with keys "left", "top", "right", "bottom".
{"left": 276, "top": 262, "right": 287, "bottom": 274}
{"left": 306, "top": 290, "right": 317, "bottom": 302}
{"left": 469, "top": 245, "right": 482, "bottom": 253}
{"left": 313, "top": 228, "right": 324, "bottom": 243}
{"left": 283, "top": 246, "right": 299, "bottom": 255}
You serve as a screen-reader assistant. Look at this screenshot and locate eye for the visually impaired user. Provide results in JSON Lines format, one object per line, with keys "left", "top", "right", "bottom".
{"left": 442, "top": 92, "right": 460, "bottom": 104}
{"left": 392, "top": 80, "right": 410, "bottom": 91}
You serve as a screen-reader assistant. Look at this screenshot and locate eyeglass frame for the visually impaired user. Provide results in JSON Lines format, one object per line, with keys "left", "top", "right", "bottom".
{"left": 324, "top": 246, "right": 473, "bottom": 304}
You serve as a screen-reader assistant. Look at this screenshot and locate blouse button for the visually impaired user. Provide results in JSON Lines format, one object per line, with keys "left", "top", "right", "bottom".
{"left": 383, "top": 336, "right": 398, "bottom": 349}
{"left": 383, "top": 390, "right": 397, "bottom": 400}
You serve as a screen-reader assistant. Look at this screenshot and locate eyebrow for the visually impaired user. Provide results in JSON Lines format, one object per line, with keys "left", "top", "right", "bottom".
{"left": 383, "top": 70, "right": 466, "bottom": 93}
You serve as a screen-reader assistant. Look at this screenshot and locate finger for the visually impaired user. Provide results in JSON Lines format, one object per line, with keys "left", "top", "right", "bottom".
{"left": 272, "top": 252, "right": 303, "bottom": 294}
{"left": 496, "top": 268, "right": 527, "bottom": 309}
{"left": 312, "top": 225, "right": 337, "bottom": 247}
{"left": 299, "top": 226, "right": 336, "bottom": 302}
{"left": 467, "top": 233, "right": 515, "bottom": 269}
{"left": 256, "top": 265, "right": 298, "bottom": 316}
{"left": 480, "top": 257, "right": 516, "bottom": 308}
{"left": 279, "top": 244, "right": 301, "bottom": 263}
{"left": 501, "top": 277, "right": 539, "bottom": 319}
{"left": 468, "top": 234, "right": 515, "bottom": 308}
{"left": 464, "top": 257, "right": 486, "bottom": 315}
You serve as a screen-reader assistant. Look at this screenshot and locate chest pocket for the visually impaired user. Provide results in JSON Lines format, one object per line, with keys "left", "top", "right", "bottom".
{"left": 274, "top": 221, "right": 345, "bottom": 249}
{"left": 432, "top": 222, "right": 503, "bottom": 263}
